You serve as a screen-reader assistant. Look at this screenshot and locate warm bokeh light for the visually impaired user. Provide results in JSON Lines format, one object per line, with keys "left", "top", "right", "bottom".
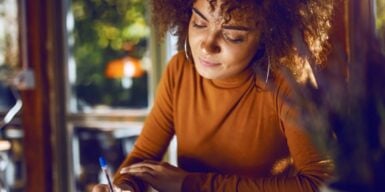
{"left": 105, "top": 56, "right": 144, "bottom": 78}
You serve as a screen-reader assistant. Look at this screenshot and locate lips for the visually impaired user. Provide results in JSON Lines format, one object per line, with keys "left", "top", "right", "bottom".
{"left": 199, "top": 57, "right": 220, "bottom": 67}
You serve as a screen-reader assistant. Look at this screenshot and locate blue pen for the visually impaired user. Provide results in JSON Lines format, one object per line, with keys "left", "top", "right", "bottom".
{"left": 99, "top": 156, "right": 114, "bottom": 192}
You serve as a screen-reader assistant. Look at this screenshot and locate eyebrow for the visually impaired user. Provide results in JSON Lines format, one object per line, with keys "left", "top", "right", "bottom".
{"left": 192, "top": 7, "right": 252, "bottom": 32}
{"left": 192, "top": 8, "right": 208, "bottom": 21}
{"left": 222, "top": 25, "right": 252, "bottom": 31}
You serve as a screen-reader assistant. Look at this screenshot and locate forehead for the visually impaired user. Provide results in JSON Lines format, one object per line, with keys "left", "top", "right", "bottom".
{"left": 193, "top": 0, "right": 261, "bottom": 26}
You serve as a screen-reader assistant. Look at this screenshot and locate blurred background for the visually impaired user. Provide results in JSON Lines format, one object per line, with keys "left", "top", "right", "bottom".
{"left": 0, "top": 0, "right": 384, "bottom": 192}
{"left": 0, "top": 0, "right": 177, "bottom": 191}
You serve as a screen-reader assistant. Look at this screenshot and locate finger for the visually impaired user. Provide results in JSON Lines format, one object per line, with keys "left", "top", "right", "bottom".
{"left": 92, "top": 183, "right": 133, "bottom": 192}
{"left": 125, "top": 163, "right": 162, "bottom": 174}
{"left": 119, "top": 166, "right": 131, "bottom": 174}
{"left": 159, "top": 161, "right": 172, "bottom": 168}
{"left": 129, "top": 161, "right": 175, "bottom": 173}
{"left": 120, "top": 164, "right": 155, "bottom": 175}
{"left": 92, "top": 184, "right": 109, "bottom": 192}
{"left": 142, "top": 160, "right": 160, "bottom": 165}
{"left": 128, "top": 161, "right": 159, "bottom": 169}
{"left": 143, "top": 160, "right": 172, "bottom": 169}
{"left": 114, "top": 185, "right": 132, "bottom": 192}
{"left": 128, "top": 169, "right": 157, "bottom": 185}
{"left": 115, "top": 183, "right": 135, "bottom": 192}
{"left": 121, "top": 165, "right": 159, "bottom": 181}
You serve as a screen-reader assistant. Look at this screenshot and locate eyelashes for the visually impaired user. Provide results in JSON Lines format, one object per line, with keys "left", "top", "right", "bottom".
{"left": 223, "top": 33, "right": 245, "bottom": 43}
{"left": 192, "top": 20, "right": 246, "bottom": 44}
{"left": 192, "top": 20, "right": 206, "bottom": 28}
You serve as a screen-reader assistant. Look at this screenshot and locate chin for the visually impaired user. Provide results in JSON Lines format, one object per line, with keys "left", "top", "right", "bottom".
{"left": 198, "top": 72, "right": 228, "bottom": 80}
{"left": 195, "top": 65, "right": 216, "bottom": 79}
{"left": 197, "top": 71, "right": 216, "bottom": 79}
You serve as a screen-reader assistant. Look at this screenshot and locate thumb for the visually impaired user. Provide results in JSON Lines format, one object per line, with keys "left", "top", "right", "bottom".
{"left": 115, "top": 183, "right": 135, "bottom": 192}
{"left": 92, "top": 184, "right": 109, "bottom": 192}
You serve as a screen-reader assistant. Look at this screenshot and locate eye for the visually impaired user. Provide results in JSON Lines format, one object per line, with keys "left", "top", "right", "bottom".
{"left": 192, "top": 19, "right": 206, "bottom": 28}
{"left": 222, "top": 32, "right": 245, "bottom": 44}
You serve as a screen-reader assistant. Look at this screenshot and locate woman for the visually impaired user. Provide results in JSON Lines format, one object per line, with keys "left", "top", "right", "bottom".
{"left": 94, "top": 0, "right": 334, "bottom": 191}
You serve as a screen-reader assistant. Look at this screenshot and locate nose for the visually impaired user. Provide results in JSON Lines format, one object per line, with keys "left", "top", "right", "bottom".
{"left": 201, "top": 31, "right": 220, "bottom": 54}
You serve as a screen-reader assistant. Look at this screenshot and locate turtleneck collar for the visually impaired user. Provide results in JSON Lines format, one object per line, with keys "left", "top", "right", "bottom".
{"left": 209, "top": 66, "right": 255, "bottom": 89}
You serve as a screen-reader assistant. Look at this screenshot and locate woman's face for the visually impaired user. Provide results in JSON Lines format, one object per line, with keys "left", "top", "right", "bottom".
{"left": 188, "top": 0, "right": 262, "bottom": 80}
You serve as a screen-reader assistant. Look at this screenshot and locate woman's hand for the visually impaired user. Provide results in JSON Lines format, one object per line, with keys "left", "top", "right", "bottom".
{"left": 120, "top": 160, "right": 188, "bottom": 192}
{"left": 91, "top": 183, "right": 134, "bottom": 192}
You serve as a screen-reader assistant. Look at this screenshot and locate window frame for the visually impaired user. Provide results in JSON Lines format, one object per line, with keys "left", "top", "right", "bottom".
{"left": 60, "top": 0, "right": 170, "bottom": 191}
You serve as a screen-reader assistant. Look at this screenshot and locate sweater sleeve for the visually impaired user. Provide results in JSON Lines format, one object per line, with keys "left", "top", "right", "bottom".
{"left": 113, "top": 54, "right": 181, "bottom": 191}
{"left": 181, "top": 75, "right": 333, "bottom": 192}
{"left": 181, "top": 132, "right": 332, "bottom": 192}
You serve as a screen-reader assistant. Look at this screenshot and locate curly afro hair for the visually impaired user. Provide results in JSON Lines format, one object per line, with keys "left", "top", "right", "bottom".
{"left": 150, "top": 0, "right": 334, "bottom": 77}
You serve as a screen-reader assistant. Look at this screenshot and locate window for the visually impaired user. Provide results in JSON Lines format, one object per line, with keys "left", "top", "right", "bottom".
{"left": 67, "top": 0, "right": 152, "bottom": 113}
{"left": 0, "top": 0, "right": 25, "bottom": 191}
{"left": 0, "top": 0, "right": 19, "bottom": 98}
{"left": 64, "top": 0, "right": 163, "bottom": 191}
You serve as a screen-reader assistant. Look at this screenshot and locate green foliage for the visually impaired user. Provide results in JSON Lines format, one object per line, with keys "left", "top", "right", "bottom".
{"left": 71, "top": 0, "right": 150, "bottom": 110}
{"left": 376, "top": 0, "right": 385, "bottom": 53}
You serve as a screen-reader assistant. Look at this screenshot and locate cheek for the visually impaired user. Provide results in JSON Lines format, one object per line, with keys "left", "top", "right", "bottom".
{"left": 188, "top": 32, "right": 204, "bottom": 61}
{"left": 222, "top": 47, "right": 255, "bottom": 67}
{"left": 234, "top": 41, "right": 261, "bottom": 63}
{"left": 188, "top": 29, "right": 201, "bottom": 49}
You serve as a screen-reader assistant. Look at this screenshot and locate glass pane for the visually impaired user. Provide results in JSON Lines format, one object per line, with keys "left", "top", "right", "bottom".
{"left": 72, "top": 125, "right": 140, "bottom": 191}
{"left": 0, "top": 2, "right": 25, "bottom": 192}
{"left": 0, "top": 0, "right": 19, "bottom": 113}
{"left": 67, "top": 0, "right": 151, "bottom": 113}
{"left": 376, "top": 0, "right": 385, "bottom": 52}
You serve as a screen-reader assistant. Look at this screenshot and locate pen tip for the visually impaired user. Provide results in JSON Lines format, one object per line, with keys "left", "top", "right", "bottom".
{"left": 99, "top": 156, "right": 107, "bottom": 168}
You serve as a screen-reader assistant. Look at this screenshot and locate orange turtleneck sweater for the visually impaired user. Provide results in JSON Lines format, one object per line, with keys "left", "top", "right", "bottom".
{"left": 114, "top": 52, "right": 332, "bottom": 192}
